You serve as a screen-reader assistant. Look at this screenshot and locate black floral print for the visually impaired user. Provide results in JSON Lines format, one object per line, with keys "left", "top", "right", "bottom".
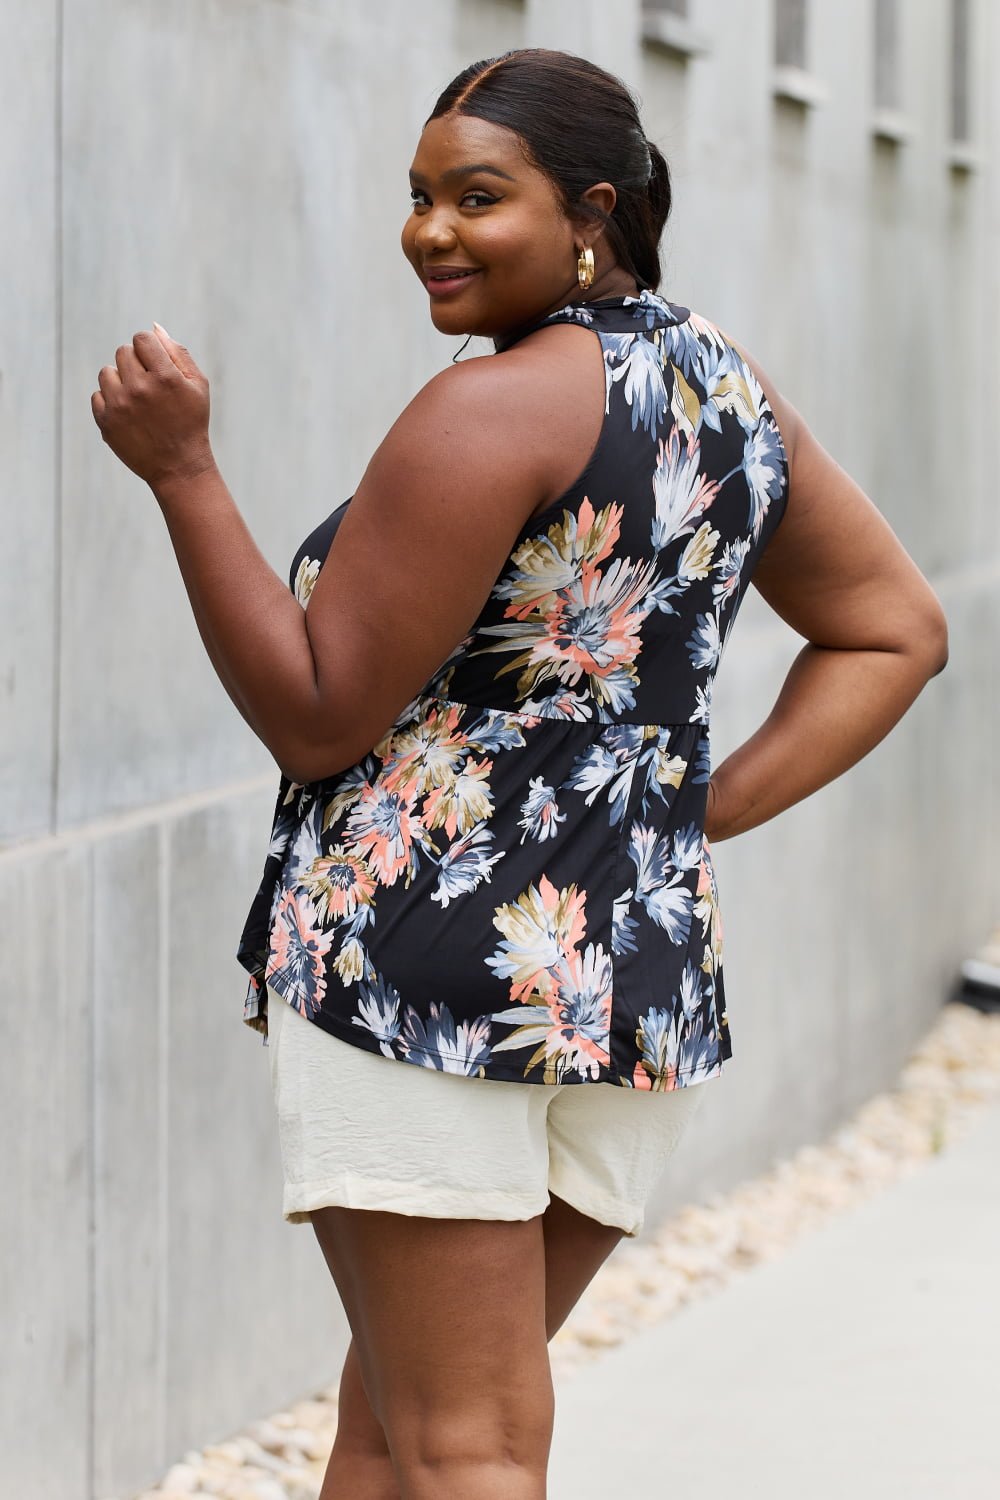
{"left": 237, "top": 291, "right": 788, "bottom": 1088}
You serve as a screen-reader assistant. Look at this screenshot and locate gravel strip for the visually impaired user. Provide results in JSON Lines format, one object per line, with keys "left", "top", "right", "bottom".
{"left": 124, "top": 998, "right": 1000, "bottom": 1500}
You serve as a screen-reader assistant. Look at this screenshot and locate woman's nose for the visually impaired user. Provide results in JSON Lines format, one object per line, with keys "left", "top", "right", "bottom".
{"left": 414, "top": 210, "right": 458, "bottom": 254}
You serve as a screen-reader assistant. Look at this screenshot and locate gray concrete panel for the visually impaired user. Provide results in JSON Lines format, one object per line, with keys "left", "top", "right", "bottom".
{"left": 527, "top": 0, "right": 641, "bottom": 86}
{"left": 453, "top": 0, "right": 527, "bottom": 63}
{"left": 3, "top": 0, "right": 998, "bottom": 1486}
{"left": 90, "top": 824, "right": 166, "bottom": 1497}
{"left": 0, "top": 2, "right": 58, "bottom": 843}
{"left": 0, "top": 842, "right": 92, "bottom": 1498}
{"left": 163, "top": 787, "right": 346, "bottom": 1464}
{"left": 58, "top": 0, "right": 442, "bottom": 828}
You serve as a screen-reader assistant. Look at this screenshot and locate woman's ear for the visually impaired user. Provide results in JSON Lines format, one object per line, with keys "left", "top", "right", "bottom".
{"left": 579, "top": 180, "right": 618, "bottom": 224}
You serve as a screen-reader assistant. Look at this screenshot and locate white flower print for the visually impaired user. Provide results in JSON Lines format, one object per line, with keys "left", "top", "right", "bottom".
{"left": 712, "top": 536, "right": 750, "bottom": 608}
{"left": 518, "top": 777, "right": 567, "bottom": 843}
{"left": 743, "top": 417, "right": 785, "bottom": 541}
{"left": 651, "top": 429, "right": 720, "bottom": 550}
{"left": 432, "top": 822, "right": 505, "bottom": 907}
{"left": 686, "top": 611, "right": 722, "bottom": 672}
{"left": 352, "top": 973, "right": 403, "bottom": 1057}
{"left": 399, "top": 1000, "right": 492, "bottom": 1074}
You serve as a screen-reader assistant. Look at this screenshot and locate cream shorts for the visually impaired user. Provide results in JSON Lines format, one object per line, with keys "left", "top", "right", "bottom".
{"left": 267, "top": 988, "right": 712, "bottom": 1238}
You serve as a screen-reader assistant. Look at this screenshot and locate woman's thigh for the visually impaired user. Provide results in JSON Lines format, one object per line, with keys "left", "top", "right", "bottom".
{"left": 312, "top": 1204, "right": 554, "bottom": 1467}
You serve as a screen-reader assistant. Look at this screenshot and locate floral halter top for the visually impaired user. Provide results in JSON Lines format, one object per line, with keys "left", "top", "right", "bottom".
{"left": 236, "top": 289, "right": 789, "bottom": 1090}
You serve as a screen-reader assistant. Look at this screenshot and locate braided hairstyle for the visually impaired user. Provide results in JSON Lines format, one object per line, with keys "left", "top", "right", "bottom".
{"left": 427, "top": 48, "right": 672, "bottom": 292}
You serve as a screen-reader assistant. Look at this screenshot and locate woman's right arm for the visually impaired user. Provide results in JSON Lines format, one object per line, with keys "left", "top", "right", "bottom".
{"left": 705, "top": 339, "right": 949, "bottom": 843}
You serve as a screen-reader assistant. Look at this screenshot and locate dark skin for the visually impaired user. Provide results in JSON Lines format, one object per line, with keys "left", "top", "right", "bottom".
{"left": 91, "top": 108, "right": 950, "bottom": 1500}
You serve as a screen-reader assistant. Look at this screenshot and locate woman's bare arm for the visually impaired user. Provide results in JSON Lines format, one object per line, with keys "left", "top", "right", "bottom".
{"left": 705, "top": 335, "right": 949, "bottom": 842}
{"left": 148, "top": 332, "right": 595, "bottom": 784}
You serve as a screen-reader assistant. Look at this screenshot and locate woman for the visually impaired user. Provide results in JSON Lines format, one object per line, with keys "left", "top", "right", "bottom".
{"left": 92, "top": 46, "right": 947, "bottom": 1500}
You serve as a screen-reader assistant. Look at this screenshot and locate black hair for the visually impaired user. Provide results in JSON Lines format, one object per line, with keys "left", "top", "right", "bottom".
{"left": 427, "top": 48, "right": 672, "bottom": 292}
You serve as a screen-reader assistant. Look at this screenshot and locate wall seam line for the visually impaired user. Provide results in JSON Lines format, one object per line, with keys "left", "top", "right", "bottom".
{"left": 157, "top": 820, "right": 170, "bottom": 1472}
{"left": 51, "top": 0, "right": 64, "bottom": 836}
{"left": 0, "top": 771, "right": 276, "bottom": 865}
{"left": 86, "top": 843, "right": 96, "bottom": 1498}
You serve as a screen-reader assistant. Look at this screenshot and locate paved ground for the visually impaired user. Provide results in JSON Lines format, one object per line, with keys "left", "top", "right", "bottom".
{"left": 549, "top": 1099, "right": 1000, "bottom": 1499}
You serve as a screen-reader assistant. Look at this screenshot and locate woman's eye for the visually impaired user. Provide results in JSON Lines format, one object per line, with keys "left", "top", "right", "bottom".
{"left": 408, "top": 189, "right": 497, "bottom": 208}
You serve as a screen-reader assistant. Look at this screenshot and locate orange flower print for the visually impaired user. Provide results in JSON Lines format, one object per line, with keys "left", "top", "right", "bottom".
{"left": 694, "top": 845, "right": 724, "bottom": 974}
{"left": 543, "top": 941, "right": 612, "bottom": 1080}
{"left": 492, "top": 496, "right": 623, "bottom": 621}
{"left": 634, "top": 962, "right": 722, "bottom": 1088}
{"left": 540, "top": 554, "right": 658, "bottom": 699}
{"left": 486, "top": 873, "right": 588, "bottom": 1004}
{"left": 518, "top": 776, "right": 567, "bottom": 844}
{"left": 491, "top": 930, "right": 614, "bottom": 1086}
{"left": 266, "top": 889, "right": 334, "bottom": 1016}
{"left": 343, "top": 780, "right": 428, "bottom": 887}
{"left": 632, "top": 1060, "right": 652, "bottom": 1090}
{"left": 378, "top": 700, "right": 467, "bottom": 798}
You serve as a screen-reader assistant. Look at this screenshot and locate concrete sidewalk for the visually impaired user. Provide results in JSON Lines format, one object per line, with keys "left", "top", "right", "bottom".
{"left": 550, "top": 1101, "right": 1000, "bottom": 1499}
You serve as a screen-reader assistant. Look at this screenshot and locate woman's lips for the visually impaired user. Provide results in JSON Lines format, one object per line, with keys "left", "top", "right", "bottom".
{"left": 425, "top": 269, "right": 482, "bottom": 297}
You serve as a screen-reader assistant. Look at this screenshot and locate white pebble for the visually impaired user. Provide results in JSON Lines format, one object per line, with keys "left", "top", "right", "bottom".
{"left": 160, "top": 1465, "right": 200, "bottom": 1492}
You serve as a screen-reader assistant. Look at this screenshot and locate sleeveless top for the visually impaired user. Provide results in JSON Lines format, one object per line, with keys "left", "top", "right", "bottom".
{"left": 236, "top": 289, "right": 789, "bottom": 1089}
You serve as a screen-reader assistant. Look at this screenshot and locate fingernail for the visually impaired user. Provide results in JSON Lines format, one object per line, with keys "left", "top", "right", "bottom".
{"left": 153, "top": 321, "right": 172, "bottom": 339}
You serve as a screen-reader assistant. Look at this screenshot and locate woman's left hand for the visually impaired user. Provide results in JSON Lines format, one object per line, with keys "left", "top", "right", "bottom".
{"left": 91, "top": 325, "right": 214, "bottom": 488}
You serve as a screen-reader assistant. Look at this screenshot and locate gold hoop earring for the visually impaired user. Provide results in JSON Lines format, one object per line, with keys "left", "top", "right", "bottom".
{"left": 577, "top": 245, "right": 595, "bottom": 290}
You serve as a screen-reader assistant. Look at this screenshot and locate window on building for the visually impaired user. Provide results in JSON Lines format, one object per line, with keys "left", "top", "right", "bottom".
{"left": 873, "top": 0, "right": 899, "bottom": 111}
{"left": 949, "top": 0, "right": 971, "bottom": 141}
{"left": 774, "top": 0, "right": 807, "bottom": 70}
{"left": 771, "top": 0, "right": 826, "bottom": 105}
{"left": 641, "top": 0, "right": 710, "bottom": 61}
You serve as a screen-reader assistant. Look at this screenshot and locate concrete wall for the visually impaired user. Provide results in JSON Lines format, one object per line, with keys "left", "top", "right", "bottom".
{"left": 1, "top": 1, "right": 995, "bottom": 1493}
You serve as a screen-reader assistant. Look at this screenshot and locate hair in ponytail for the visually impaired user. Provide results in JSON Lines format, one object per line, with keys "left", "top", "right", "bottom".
{"left": 427, "top": 49, "right": 673, "bottom": 292}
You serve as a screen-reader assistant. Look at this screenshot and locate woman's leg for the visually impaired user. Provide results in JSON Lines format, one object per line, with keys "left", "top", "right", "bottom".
{"left": 320, "top": 1337, "right": 401, "bottom": 1500}
{"left": 314, "top": 1193, "right": 625, "bottom": 1499}
{"left": 312, "top": 1203, "right": 554, "bottom": 1500}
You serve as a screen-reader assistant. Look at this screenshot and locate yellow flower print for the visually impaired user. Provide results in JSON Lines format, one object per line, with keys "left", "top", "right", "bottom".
{"left": 678, "top": 520, "right": 721, "bottom": 581}
{"left": 497, "top": 495, "right": 623, "bottom": 620}
{"left": 710, "top": 367, "right": 765, "bottom": 429}
{"left": 653, "top": 749, "right": 688, "bottom": 789}
{"left": 422, "top": 754, "right": 495, "bottom": 839}
{"left": 487, "top": 873, "right": 588, "bottom": 1004}
{"left": 695, "top": 848, "right": 724, "bottom": 974}
{"left": 299, "top": 844, "right": 377, "bottom": 922}
{"left": 332, "top": 936, "right": 365, "bottom": 985}
{"left": 668, "top": 361, "right": 701, "bottom": 439}
{"left": 293, "top": 555, "right": 320, "bottom": 606}
{"left": 322, "top": 777, "right": 371, "bottom": 833}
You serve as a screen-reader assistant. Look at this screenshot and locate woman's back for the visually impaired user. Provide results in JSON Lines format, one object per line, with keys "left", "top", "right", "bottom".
{"left": 237, "top": 288, "right": 789, "bottom": 1090}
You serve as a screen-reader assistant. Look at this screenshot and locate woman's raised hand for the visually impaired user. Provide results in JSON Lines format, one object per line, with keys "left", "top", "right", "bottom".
{"left": 91, "top": 324, "right": 215, "bottom": 489}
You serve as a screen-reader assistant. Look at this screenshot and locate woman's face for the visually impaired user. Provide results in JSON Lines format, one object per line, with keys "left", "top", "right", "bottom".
{"left": 401, "top": 112, "right": 599, "bottom": 341}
